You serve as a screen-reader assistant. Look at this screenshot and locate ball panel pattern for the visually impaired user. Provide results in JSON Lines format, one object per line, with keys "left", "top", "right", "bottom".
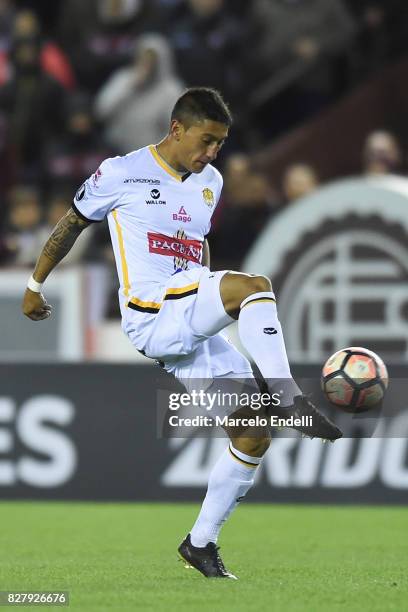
{"left": 321, "top": 347, "right": 388, "bottom": 412}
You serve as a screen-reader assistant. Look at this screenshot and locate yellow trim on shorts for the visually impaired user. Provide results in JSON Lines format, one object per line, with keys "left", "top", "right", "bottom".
{"left": 112, "top": 210, "right": 130, "bottom": 297}
{"left": 165, "top": 282, "right": 199, "bottom": 296}
{"left": 127, "top": 282, "right": 200, "bottom": 313}
{"left": 149, "top": 145, "right": 183, "bottom": 181}
{"left": 128, "top": 296, "right": 162, "bottom": 310}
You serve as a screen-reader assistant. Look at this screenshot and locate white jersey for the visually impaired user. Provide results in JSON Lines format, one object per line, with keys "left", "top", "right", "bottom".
{"left": 73, "top": 145, "right": 223, "bottom": 315}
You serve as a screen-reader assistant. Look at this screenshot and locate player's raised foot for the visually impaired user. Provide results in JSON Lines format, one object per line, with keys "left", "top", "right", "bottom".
{"left": 178, "top": 534, "right": 237, "bottom": 579}
{"left": 272, "top": 395, "right": 343, "bottom": 441}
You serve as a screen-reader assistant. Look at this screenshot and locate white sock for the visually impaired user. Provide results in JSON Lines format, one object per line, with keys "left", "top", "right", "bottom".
{"left": 189, "top": 444, "right": 261, "bottom": 547}
{"left": 238, "top": 291, "right": 301, "bottom": 407}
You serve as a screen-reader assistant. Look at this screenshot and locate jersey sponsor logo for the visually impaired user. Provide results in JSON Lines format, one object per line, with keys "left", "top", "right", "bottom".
{"left": 146, "top": 189, "right": 166, "bottom": 205}
{"left": 147, "top": 231, "right": 202, "bottom": 264}
{"left": 172, "top": 205, "right": 191, "bottom": 223}
{"left": 203, "top": 187, "right": 215, "bottom": 208}
{"left": 124, "top": 177, "right": 160, "bottom": 185}
{"left": 146, "top": 199, "right": 166, "bottom": 205}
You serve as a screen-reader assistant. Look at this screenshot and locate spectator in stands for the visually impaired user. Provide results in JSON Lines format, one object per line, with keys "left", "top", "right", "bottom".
{"left": 247, "top": 0, "right": 356, "bottom": 135}
{"left": 363, "top": 130, "right": 403, "bottom": 175}
{"left": 3, "top": 186, "right": 45, "bottom": 266}
{"left": 346, "top": 1, "right": 408, "bottom": 73}
{"left": 0, "top": 107, "right": 11, "bottom": 196}
{"left": 165, "top": 0, "right": 248, "bottom": 106}
{"left": 45, "top": 91, "right": 112, "bottom": 193}
{"left": 0, "top": 9, "right": 76, "bottom": 89}
{"left": 58, "top": 0, "right": 156, "bottom": 92}
{"left": 15, "top": 1, "right": 61, "bottom": 36}
{"left": 0, "top": 0, "right": 15, "bottom": 59}
{"left": 211, "top": 154, "right": 278, "bottom": 269}
{"left": 0, "top": 33, "right": 66, "bottom": 182}
{"left": 95, "top": 33, "right": 184, "bottom": 154}
{"left": 346, "top": 1, "right": 389, "bottom": 78}
{"left": 3, "top": 189, "right": 97, "bottom": 268}
{"left": 282, "top": 163, "right": 320, "bottom": 202}
{"left": 45, "top": 193, "right": 71, "bottom": 229}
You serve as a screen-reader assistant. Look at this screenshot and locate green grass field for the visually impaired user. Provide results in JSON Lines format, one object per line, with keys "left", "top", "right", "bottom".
{"left": 0, "top": 502, "right": 406, "bottom": 611}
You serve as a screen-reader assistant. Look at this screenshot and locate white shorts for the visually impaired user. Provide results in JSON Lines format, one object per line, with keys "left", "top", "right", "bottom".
{"left": 122, "top": 267, "right": 253, "bottom": 381}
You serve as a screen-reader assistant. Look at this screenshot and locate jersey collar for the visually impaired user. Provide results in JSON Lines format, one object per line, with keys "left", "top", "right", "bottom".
{"left": 149, "top": 145, "right": 191, "bottom": 182}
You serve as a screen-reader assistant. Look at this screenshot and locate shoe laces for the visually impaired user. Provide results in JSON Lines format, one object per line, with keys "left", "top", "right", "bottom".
{"left": 208, "top": 543, "right": 227, "bottom": 572}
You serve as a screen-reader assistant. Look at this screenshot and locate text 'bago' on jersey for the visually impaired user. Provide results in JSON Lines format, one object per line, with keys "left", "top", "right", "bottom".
{"left": 72, "top": 145, "right": 223, "bottom": 311}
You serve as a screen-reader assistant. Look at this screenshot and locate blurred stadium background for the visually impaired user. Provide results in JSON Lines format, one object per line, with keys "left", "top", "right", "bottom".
{"left": 1, "top": 1, "right": 408, "bottom": 608}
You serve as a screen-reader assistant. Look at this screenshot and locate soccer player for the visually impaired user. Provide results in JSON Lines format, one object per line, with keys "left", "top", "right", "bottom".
{"left": 22, "top": 88, "right": 342, "bottom": 579}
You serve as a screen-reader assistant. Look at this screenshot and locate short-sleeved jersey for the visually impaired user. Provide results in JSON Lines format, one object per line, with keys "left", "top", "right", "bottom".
{"left": 72, "top": 145, "right": 223, "bottom": 313}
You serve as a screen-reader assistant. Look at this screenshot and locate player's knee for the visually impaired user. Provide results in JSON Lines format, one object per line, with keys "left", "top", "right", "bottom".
{"left": 237, "top": 275, "right": 272, "bottom": 310}
{"left": 237, "top": 274, "right": 272, "bottom": 295}
{"left": 251, "top": 436, "right": 271, "bottom": 456}
{"left": 249, "top": 274, "right": 272, "bottom": 293}
{"left": 234, "top": 435, "right": 271, "bottom": 457}
{"left": 221, "top": 273, "right": 273, "bottom": 316}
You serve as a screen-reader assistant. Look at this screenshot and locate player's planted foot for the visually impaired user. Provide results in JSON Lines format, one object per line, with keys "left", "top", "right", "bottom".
{"left": 178, "top": 534, "right": 237, "bottom": 579}
{"left": 272, "top": 395, "right": 343, "bottom": 441}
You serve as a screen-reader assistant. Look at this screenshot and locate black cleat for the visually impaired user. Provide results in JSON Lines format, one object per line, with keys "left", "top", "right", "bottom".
{"left": 272, "top": 395, "right": 343, "bottom": 441}
{"left": 178, "top": 534, "right": 237, "bottom": 579}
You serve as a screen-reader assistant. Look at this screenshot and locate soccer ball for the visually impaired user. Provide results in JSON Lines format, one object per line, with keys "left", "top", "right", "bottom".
{"left": 321, "top": 347, "right": 388, "bottom": 412}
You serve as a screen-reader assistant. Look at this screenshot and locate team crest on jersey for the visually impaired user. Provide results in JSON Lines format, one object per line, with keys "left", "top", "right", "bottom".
{"left": 202, "top": 188, "right": 215, "bottom": 208}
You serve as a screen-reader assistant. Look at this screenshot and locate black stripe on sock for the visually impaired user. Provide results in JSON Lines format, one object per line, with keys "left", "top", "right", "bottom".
{"left": 229, "top": 446, "right": 259, "bottom": 468}
{"left": 242, "top": 296, "right": 275, "bottom": 309}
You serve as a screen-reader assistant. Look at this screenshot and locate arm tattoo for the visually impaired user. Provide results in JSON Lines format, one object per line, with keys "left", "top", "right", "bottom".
{"left": 43, "top": 208, "right": 90, "bottom": 263}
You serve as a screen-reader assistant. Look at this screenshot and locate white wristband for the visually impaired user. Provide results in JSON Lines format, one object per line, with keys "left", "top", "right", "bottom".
{"left": 27, "top": 275, "right": 43, "bottom": 293}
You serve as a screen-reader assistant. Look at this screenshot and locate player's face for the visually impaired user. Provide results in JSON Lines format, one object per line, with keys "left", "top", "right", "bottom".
{"left": 177, "top": 120, "right": 229, "bottom": 173}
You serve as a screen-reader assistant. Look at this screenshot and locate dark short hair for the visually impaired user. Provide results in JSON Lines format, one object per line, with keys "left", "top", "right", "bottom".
{"left": 171, "top": 87, "right": 232, "bottom": 128}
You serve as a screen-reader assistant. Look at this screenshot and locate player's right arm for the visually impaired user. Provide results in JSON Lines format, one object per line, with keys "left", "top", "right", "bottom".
{"left": 22, "top": 207, "right": 90, "bottom": 321}
{"left": 22, "top": 158, "right": 120, "bottom": 321}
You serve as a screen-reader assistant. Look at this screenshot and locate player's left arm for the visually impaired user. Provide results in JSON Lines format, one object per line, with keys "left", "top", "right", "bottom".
{"left": 202, "top": 239, "right": 210, "bottom": 268}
